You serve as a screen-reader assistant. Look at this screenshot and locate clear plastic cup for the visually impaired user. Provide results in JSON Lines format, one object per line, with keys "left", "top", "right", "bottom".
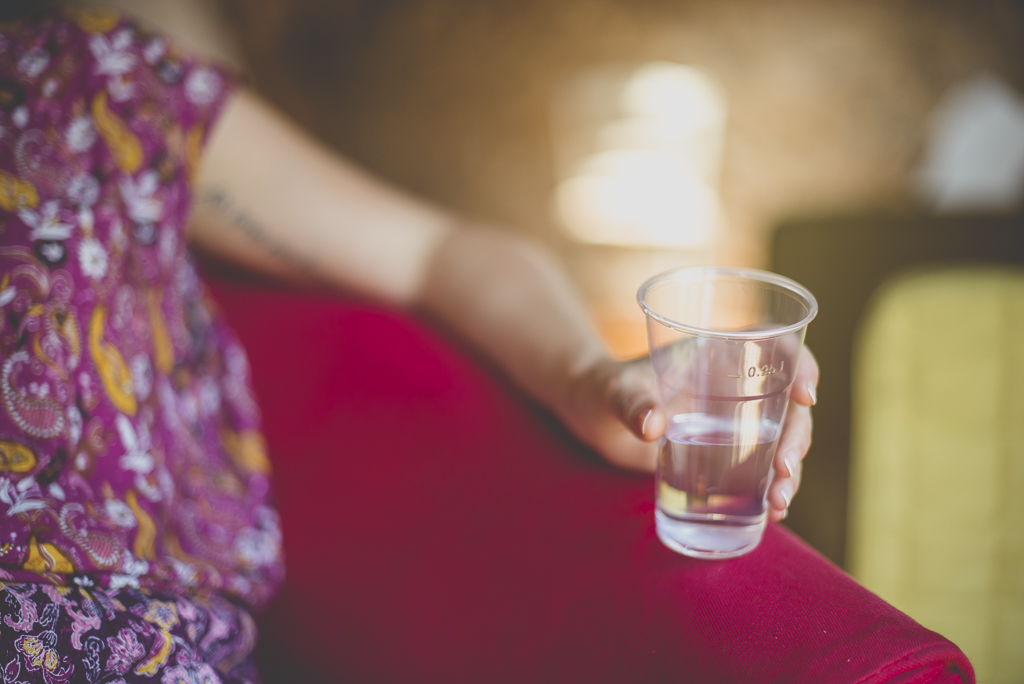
{"left": 637, "top": 267, "right": 817, "bottom": 559}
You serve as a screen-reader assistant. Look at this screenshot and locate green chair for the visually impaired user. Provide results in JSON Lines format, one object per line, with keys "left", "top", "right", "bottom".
{"left": 770, "top": 213, "right": 1024, "bottom": 684}
{"left": 848, "top": 266, "right": 1024, "bottom": 683}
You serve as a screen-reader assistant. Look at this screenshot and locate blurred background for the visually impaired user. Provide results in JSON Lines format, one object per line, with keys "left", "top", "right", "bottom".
{"left": 142, "top": 0, "right": 1024, "bottom": 680}
{"left": 219, "top": 0, "right": 1024, "bottom": 354}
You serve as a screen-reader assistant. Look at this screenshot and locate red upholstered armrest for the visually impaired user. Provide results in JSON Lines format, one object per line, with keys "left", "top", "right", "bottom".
{"left": 205, "top": 277, "right": 974, "bottom": 684}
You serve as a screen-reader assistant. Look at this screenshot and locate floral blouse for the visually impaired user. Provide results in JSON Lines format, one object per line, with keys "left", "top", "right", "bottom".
{"left": 0, "top": 8, "right": 283, "bottom": 610}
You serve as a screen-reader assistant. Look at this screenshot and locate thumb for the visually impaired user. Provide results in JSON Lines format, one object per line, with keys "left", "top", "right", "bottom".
{"left": 606, "top": 366, "right": 666, "bottom": 442}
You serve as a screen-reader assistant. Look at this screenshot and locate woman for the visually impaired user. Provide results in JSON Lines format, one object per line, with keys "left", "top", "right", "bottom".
{"left": 0, "top": 5, "right": 817, "bottom": 682}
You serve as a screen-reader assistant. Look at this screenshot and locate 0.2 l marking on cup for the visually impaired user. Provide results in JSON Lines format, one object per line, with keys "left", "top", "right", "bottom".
{"left": 747, "top": 360, "right": 783, "bottom": 378}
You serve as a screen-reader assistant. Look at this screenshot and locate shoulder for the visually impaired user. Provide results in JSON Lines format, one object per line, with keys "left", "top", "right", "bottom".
{"left": 0, "top": 7, "right": 235, "bottom": 121}
{"left": 0, "top": 6, "right": 236, "bottom": 213}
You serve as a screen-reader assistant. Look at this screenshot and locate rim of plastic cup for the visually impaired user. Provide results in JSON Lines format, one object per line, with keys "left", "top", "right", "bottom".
{"left": 636, "top": 267, "right": 818, "bottom": 340}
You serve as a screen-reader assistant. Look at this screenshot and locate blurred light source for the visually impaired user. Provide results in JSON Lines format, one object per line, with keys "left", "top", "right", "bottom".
{"left": 552, "top": 62, "right": 727, "bottom": 248}
{"left": 916, "top": 72, "right": 1024, "bottom": 213}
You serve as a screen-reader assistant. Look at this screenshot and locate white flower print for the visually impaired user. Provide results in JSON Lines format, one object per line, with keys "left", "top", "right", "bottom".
{"left": 156, "top": 467, "right": 175, "bottom": 502}
{"left": 42, "top": 77, "right": 59, "bottom": 98}
{"left": 111, "top": 285, "right": 133, "bottom": 331}
{"left": 197, "top": 377, "right": 221, "bottom": 417}
{"left": 77, "top": 206, "right": 95, "bottom": 233}
{"left": 104, "top": 499, "right": 136, "bottom": 528}
{"left": 39, "top": 243, "right": 64, "bottom": 263}
{"left": 68, "top": 173, "right": 100, "bottom": 206}
{"left": 115, "top": 414, "right": 153, "bottom": 475}
{"left": 67, "top": 406, "right": 82, "bottom": 446}
{"left": 78, "top": 237, "right": 108, "bottom": 280}
{"left": 184, "top": 67, "right": 221, "bottom": 106}
{"left": 0, "top": 477, "right": 46, "bottom": 516}
{"left": 12, "top": 106, "right": 28, "bottom": 129}
{"left": 158, "top": 226, "right": 176, "bottom": 264}
{"left": 108, "top": 554, "right": 149, "bottom": 589}
{"left": 109, "top": 218, "right": 127, "bottom": 250}
{"left": 79, "top": 372, "right": 94, "bottom": 403}
{"left": 130, "top": 354, "right": 152, "bottom": 401}
{"left": 17, "top": 48, "right": 49, "bottom": 79}
{"left": 119, "top": 171, "right": 163, "bottom": 224}
{"left": 89, "top": 30, "right": 135, "bottom": 78}
{"left": 108, "top": 75, "right": 136, "bottom": 103}
{"left": 160, "top": 664, "right": 223, "bottom": 684}
{"left": 143, "top": 38, "right": 166, "bottom": 65}
{"left": 0, "top": 286, "right": 14, "bottom": 307}
{"left": 116, "top": 414, "right": 163, "bottom": 502}
{"left": 18, "top": 201, "right": 73, "bottom": 241}
{"left": 235, "top": 517, "right": 282, "bottom": 568}
{"left": 108, "top": 574, "right": 138, "bottom": 591}
{"left": 158, "top": 379, "right": 185, "bottom": 435}
{"left": 168, "top": 558, "right": 198, "bottom": 587}
{"left": 66, "top": 115, "right": 97, "bottom": 153}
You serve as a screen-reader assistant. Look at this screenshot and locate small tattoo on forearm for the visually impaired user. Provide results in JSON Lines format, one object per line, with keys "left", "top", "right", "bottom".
{"left": 197, "top": 185, "right": 323, "bottom": 281}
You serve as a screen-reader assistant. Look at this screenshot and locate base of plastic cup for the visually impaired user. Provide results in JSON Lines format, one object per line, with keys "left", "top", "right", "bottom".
{"left": 655, "top": 510, "right": 766, "bottom": 560}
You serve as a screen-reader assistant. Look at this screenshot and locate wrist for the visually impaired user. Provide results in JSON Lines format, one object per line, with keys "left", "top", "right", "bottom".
{"left": 549, "top": 349, "right": 615, "bottom": 432}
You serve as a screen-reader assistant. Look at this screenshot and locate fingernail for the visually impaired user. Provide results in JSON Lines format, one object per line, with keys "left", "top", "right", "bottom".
{"left": 780, "top": 488, "right": 791, "bottom": 508}
{"left": 640, "top": 408, "right": 653, "bottom": 437}
{"left": 780, "top": 508, "right": 788, "bottom": 520}
{"left": 806, "top": 381, "right": 817, "bottom": 405}
{"left": 783, "top": 453, "right": 795, "bottom": 478}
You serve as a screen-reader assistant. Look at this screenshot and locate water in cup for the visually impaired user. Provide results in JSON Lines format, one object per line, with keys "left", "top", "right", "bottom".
{"left": 656, "top": 412, "right": 781, "bottom": 558}
{"left": 637, "top": 267, "right": 817, "bottom": 559}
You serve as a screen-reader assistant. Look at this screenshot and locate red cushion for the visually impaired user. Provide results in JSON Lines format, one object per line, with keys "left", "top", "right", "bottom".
{"left": 206, "top": 277, "right": 975, "bottom": 684}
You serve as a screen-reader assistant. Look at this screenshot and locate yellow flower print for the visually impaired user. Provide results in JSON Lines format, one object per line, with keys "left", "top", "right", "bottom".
{"left": 15, "top": 632, "right": 67, "bottom": 676}
{"left": 147, "top": 289, "right": 174, "bottom": 375}
{"left": 134, "top": 628, "right": 173, "bottom": 676}
{"left": 0, "top": 169, "right": 39, "bottom": 211}
{"left": 92, "top": 91, "right": 143, "bottom": 174}
{"left": 221, "top": 429, "right": 271, "bottom": 476}
{"left": 185, "top": 124, "right": 204, "bottom": 187}
{"left": 23, "top": 536, "right": 75, "bottom": 574}
{"left": 125, "top": 489, "right": 157, "bottom": 560}
{"left": 142, "top": 600, "right": 179, "bottom": 631}
{"left": 18, "top": 635, "right": 45, "bottom": 663}
{"left": 134, "top": 601, "right": 179, "bottom": 675}
{"left": 63, "top": 7, "right": 121, "bottom": 33}
{"left": 88, "top": 305, "right": 137, "bottom": 415}
{"left": 0, "top": 441, "right": 36, "bottom": 473}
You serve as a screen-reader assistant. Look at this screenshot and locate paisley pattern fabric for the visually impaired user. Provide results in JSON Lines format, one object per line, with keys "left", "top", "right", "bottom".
{"left": 0, "top": 9, "right": 283, "bottom": 680}
{"left": 0, "top": 581, "right": 259, "bottom": 684}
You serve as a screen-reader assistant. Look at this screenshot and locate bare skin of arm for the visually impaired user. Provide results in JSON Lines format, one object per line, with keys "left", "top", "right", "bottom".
{"left": 190, "top": 91, "right": 819, "bottom": 520}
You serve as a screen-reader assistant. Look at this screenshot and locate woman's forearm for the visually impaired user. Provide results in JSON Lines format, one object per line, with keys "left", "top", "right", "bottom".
{"left": 191, "top": 90, "right": 452, "bottom": 303}
{"left": 192, "top": 90, "right": 610, "bottom": 419}
{"left": 418, "top": 228, "right": 610, "bottom": 419}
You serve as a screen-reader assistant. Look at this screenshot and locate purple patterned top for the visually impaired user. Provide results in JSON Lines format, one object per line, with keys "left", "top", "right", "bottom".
{"left": 0, "top": 8, "right": 283, "bottom": 610}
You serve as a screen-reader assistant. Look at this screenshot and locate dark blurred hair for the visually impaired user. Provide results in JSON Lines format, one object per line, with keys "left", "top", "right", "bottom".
{"left": 0, "top": 1, "right": 54, "bottom": 21}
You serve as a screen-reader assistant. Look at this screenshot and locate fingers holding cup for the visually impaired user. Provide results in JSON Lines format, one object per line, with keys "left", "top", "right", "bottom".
{"left": 769, "top": 393, "right": 814, "bottom": 520}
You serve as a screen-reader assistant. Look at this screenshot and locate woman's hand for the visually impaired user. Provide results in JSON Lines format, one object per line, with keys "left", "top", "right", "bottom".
{"left": 558, "top": 356, "right": 665, "bottom": 472}
{"left": 560, "top": 348, "right": 819, "bottom": 521}
{"left": 765, "top": 348, "right": 818, "bottom": 521}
